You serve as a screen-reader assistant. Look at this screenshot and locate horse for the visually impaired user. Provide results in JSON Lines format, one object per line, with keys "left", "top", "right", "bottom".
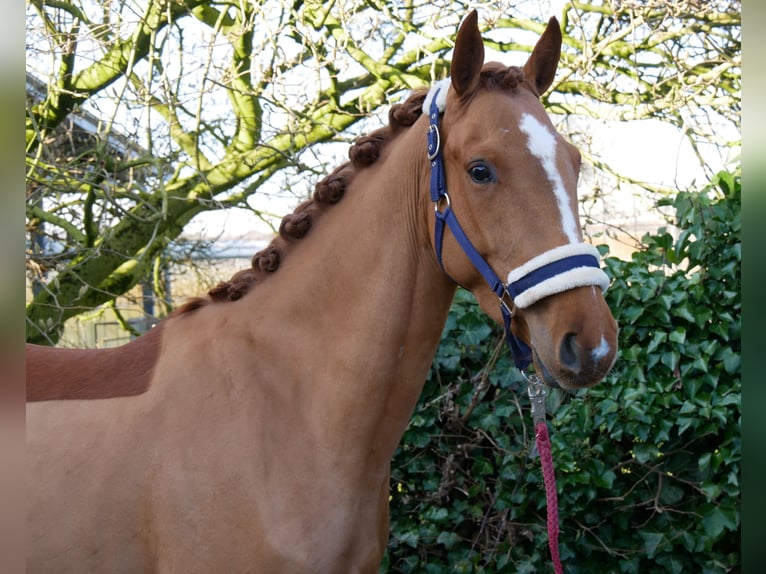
{"left": 26, "top": 11, "right": 617, "bottom": 573}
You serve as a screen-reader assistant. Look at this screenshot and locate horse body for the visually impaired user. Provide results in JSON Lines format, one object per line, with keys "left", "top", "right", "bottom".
{"left": 27, "top": 12, "right": 618, "bottom": 573}
{"left": 28, "top": 100, "right": 456, "bottom": 573}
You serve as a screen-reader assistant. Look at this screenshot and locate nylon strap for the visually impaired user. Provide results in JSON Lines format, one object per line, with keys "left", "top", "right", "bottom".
{"left": 428, "top": 89, "right": 533, "bottom": 369}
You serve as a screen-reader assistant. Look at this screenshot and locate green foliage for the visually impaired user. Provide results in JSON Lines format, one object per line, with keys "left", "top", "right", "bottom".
{"left": 385, "top": 171, "right": 741, "bottom": 572}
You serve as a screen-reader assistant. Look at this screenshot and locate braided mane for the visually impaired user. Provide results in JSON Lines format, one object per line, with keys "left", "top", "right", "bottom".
{"left": 173, "top": 89, "right": 429, "bottom": 315}
{"left": 173, "top": 64, "right": 527, "bottom": 316}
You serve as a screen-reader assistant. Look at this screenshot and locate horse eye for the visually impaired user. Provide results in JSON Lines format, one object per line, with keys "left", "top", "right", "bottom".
{"left": 467, "top": 162, "right": 496, "bottom": 184}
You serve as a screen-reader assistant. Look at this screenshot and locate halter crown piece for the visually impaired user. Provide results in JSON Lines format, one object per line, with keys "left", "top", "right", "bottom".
{"left": 423, "top": 82, "right": 610, "bottom": 370}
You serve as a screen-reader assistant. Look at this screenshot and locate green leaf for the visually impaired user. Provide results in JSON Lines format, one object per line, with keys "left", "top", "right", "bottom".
{"left": 639, "top": 531, "right": 665, "bottom": 559}
{"left": 701, "top": 506, "right": 738, "bottom": 538}
{"left": 592, "top": 467, "right": 616, "bottom": 489}
{"left": 647, "top": 331, "right": 668, "bottom": 353}
{"left": 722, "top": 350, "right": 741, "bottom": 375}
{"left": 457, "top": 312, "right": 492, "bottom": 347}
{"left": 718, "top": 392, "right": 740, "bottom": 408}
{"left": 437, "top": 531, "right": 460, "bottom": 549}
{"left": 632, "top": 443, "right": 660, "bottom": 464}
{"left": 399, "top": 530, "right": 420, "bottom": 548}
{"left": 700, "top": 481, "right": 722, "bottom": 501}
{"left": 668, "top": 328, "right": 686, "bottom": 344}
{"left": 660, "top": 483, "right": 685, "bottom": 505}
{"left": 674, "top": 304, "right": 696, "bottom": 323}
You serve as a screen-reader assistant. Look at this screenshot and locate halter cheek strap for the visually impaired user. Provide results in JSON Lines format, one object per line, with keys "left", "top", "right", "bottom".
{"left": 424, "top": 84, "right": 609, "bottom": 371}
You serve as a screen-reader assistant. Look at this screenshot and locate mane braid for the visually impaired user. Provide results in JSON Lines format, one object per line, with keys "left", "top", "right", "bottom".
{"left": 479, "top": 63, "right": 526, "bottom": 93}
{"left": 172, "top": 89, "right": 429, "bottom": 316}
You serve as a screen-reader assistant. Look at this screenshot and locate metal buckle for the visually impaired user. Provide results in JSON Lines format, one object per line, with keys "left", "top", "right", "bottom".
{"left": 498, "top": 287, "right": 514, "bottom": 316}
{"left": 524, "top": 372, "right": 548, "bottom": 424}
{"left": 427, "top": 124, "right": 441, "bottom": 161}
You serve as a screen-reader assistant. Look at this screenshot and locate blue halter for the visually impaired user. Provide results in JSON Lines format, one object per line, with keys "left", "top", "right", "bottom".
{"left": 425, "top": 86, "right": 608, "bottom": 371}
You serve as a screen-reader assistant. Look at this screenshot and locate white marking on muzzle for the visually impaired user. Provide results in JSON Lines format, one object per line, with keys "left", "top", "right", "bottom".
{"left": 518, "top": 113, "right": 579, "bottom": 244}
{"left": 592, "top": 335, "right": 612, "bottom": 362}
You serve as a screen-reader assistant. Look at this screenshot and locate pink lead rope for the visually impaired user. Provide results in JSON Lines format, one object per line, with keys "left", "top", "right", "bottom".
{"left": 526, "top": 373, "right": 564, "bottom": 574}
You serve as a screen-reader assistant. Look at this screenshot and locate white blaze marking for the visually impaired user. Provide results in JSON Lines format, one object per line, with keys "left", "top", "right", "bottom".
{"left": 518, "top": 113, "right": 579, "bottom": 243}
{"left": 592, "top": 335, "right": 611, "bottom": 362}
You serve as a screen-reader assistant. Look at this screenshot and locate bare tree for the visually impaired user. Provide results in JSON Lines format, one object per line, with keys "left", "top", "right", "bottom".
{"left": 26, "top": 0, "right": 740, "bottom": 345}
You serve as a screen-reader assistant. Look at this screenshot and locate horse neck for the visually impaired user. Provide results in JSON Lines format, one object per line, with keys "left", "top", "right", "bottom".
{"left": 210, "top": 119, "right": 456, "bottom": 460}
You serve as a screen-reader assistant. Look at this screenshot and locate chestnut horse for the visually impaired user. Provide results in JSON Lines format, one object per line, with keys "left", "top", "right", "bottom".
{"left": 27, "top": 12, "right": 617, "bottom": 573}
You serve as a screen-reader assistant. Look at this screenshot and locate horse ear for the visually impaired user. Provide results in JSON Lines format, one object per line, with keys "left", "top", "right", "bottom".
{"left": 451, "top": 10, "right": 484, "bottom": 98}
{"left": 522, "top": 17, "right": 562, "bottom": 97}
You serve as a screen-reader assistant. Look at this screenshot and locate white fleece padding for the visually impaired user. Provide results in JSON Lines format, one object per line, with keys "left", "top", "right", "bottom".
{"left": 422, "top": 78, "right": 451, "bottom": 115}
{"left": 507, "top": 243, "right": 610, "bottom": 309}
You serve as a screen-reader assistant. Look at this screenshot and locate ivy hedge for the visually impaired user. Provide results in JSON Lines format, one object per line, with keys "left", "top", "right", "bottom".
{"left": 384, "top": 170, "right": 741, "bottom": 573}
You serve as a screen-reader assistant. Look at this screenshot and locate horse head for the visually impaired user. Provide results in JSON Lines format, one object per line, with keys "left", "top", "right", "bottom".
{"left": 428, "top": 11, "right": 618, "bottom": 390}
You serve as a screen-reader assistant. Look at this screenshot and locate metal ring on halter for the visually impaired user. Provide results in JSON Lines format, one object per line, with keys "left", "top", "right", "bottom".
{"left": 434, "top": 192, "right": 450, "bottom": 213}
{"left": 427, "top": 124, "right": 441, "bottom": 161}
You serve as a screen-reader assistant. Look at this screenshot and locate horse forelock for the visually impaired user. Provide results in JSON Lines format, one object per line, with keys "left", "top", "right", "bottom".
{"left": 478, "top": 63, "right": 527, "bottom": 93}
{"left": 422, "top": 64, "right": 528, "bottom": 120}
{"left": 173, "top": 89, "right": 430, "bottom": 316}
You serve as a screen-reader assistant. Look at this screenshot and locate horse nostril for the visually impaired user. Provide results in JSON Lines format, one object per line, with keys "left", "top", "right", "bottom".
{"left": 559, "top": 333, "right": 581, "bottom": 374}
